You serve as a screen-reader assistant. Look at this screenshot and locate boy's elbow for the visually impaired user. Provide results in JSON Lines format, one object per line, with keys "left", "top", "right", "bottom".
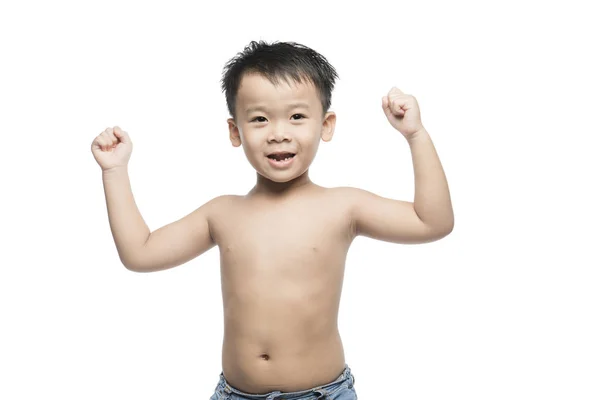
{"left": 123, "top": 258, "right": 170, "bottom": 273}
{"left": 120, "top": 248, "right": 188, "bottom": 273}
{"left": 120, "top": 253, "right": 154, "bottom": 273}
{"left": 427, "top": 215, "right": 454, "bottom": 238}
{"left": 123, "top": 261, "right": 144, "bottom": 273}
{"left": 433, "top": 223, "right": 454, "bottom": 240}
{"left": 442, "top": 222, "right": 454, "bottom": 235}
{"left": 121, "top": 257, "right": 144, "bottom": 273}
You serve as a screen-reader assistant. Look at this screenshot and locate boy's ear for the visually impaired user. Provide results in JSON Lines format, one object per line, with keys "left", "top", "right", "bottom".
{"left": 227, "top": 118, "right": 242, "bottom": 147}
{"left": 320, "top": 112, "right": 336, "bottom": 142}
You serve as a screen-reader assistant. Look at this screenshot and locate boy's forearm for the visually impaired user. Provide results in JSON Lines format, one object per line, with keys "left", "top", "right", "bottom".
{"left": 408, "top": 129, "right": 454, "bottom": 232}
{"left": 102, "top": 167, "right": 151, "bottom": 268}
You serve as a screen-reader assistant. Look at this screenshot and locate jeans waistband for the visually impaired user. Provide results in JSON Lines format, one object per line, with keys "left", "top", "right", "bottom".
{"left": 218, "top": 364, "right": 354, "bottom": 399}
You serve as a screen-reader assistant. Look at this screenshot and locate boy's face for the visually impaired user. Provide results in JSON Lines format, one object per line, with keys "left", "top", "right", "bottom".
{"left": 227, "top": 73, "right": 336, "bottom": 183}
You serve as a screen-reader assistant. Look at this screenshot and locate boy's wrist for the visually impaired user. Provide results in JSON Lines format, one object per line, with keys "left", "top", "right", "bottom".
{"left": 407, "top": 128, "right": 429, "bottom": 145}
{"left": 102, "top": 166, "right": 128, "bottom": 178}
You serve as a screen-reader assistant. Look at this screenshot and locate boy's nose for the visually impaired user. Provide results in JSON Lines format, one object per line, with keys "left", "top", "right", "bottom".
{"left": 268, "top": 129, "right": 291, "bottom": 142}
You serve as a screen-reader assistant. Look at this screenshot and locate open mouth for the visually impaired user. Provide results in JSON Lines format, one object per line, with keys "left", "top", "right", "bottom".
{"left": 267, "top": 152, "right": 296, "bottom": 162}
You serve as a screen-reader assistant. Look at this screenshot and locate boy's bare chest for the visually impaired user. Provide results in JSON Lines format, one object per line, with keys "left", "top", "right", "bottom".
{"left": 216, "top": 205, "right": 350, "bottom": 253}
{"left": 212, "top": 197, "right": 353, "bottom": 302}
{"left": 210, "top": 195, "right": 354, "bottom": 272}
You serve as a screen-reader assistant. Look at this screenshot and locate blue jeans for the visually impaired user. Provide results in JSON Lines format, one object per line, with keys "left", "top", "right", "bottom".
{"left": 210, "top": 364, "right": 358, "bottom": 399}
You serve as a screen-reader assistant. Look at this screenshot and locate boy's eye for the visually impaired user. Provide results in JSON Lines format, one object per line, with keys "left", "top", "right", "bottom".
{"left": 251, "top": 114, "right": 305, "bottom": 123}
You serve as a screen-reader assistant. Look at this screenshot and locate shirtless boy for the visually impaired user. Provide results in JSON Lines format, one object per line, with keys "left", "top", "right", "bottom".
{"left": 92, "top": 40, "right": 454, "bottom": 399}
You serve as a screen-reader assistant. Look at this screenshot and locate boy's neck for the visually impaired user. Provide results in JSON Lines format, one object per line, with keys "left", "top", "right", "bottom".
{"left": 249, "top": 171, "right": 315, "bottom": 198}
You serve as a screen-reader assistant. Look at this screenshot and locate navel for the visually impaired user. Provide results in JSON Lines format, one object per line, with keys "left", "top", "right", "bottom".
{"left": 259, "top": 353, "right": 270, "bottom": 361}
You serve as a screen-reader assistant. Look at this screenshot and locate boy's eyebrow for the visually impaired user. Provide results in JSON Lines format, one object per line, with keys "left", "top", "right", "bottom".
{"left": 245, "top": 102, "right": 311, "bottom": 114}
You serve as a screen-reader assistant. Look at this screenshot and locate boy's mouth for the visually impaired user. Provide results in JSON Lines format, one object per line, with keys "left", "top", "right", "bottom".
{"left": 267, "top": 152, "right": 296, "bottom": 162}
{"left": 266, "top": 151, "right": 296, "bottom": 168}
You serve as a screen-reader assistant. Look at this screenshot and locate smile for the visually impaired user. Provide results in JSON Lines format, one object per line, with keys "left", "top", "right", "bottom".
{"left": 266, "top": 152, "right": 296, "bottom": 168}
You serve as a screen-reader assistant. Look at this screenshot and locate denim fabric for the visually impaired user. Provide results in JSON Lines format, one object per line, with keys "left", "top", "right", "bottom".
{"left": 210, "top": 364, "right": 357, "bottom": 399}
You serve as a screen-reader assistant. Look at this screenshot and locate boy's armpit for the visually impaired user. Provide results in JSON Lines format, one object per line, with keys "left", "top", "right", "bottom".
{"left": 126, "top": 195, "right": 230, "bottom": 272}
{"left": 343, "top": 187, "right": 446, "bottom": 244}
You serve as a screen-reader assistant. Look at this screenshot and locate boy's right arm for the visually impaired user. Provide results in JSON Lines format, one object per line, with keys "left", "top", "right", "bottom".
{"left": 102, "top": 166, "right": 220, "bottom": 272}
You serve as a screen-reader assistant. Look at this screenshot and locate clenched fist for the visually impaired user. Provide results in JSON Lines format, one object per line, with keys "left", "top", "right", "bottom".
{"left": 91, "top": 126, "right": 133, "bottom": 171}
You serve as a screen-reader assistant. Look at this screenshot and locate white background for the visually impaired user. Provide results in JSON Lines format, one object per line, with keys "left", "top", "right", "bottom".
{"left": 1, "top": 0, "right": 598, "bottom": 399}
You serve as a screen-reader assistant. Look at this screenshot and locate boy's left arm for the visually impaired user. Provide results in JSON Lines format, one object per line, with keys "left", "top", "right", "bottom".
{"left": 347, "top": 87, "right": 454, "bottom": 244}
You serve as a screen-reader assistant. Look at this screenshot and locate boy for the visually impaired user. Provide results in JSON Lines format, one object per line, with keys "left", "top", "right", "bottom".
{"left": 91, "top": 40, "right": 454, "bottom": 399}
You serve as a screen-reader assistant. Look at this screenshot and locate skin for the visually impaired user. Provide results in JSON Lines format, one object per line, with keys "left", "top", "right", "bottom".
{"left": 117, "top": 72, "right": 453, "bottom": 394}
{"left": 218, "top": 73, "right": 349, "bottom": 392}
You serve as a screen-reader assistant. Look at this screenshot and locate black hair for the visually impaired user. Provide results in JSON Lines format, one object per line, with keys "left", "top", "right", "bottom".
{"left": 221, "top": 40, "right": 339, "bottom": 121}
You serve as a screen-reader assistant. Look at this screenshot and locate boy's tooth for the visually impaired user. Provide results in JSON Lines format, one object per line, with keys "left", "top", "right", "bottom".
{"left": 270, "top": 155, "right": 292, "bottom": 162}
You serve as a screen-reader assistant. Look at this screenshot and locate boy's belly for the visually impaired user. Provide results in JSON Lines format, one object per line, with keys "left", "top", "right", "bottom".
{"left": 221, "top": 327, "right": 345, "bottom": 393}
{"left": 219, "top": 263, "right": 347, "bottom": 394}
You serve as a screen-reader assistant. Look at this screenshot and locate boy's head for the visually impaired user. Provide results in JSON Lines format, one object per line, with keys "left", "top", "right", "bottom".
{"left": 221, "top": 40, "right": 339, "bottom": 184}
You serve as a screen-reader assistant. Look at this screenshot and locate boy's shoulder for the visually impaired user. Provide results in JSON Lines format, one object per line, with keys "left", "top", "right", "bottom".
{"left": 206, "top": 186, "right": 366, "bottom": 209}
{"left": 204, "top": 194, "right": 240, "bottom": 210}
{"left": 322, "top": 185, "right": 371, "bottom": 202}
{"left": 202, "top": 187, "right": 372, "bottom": 234}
